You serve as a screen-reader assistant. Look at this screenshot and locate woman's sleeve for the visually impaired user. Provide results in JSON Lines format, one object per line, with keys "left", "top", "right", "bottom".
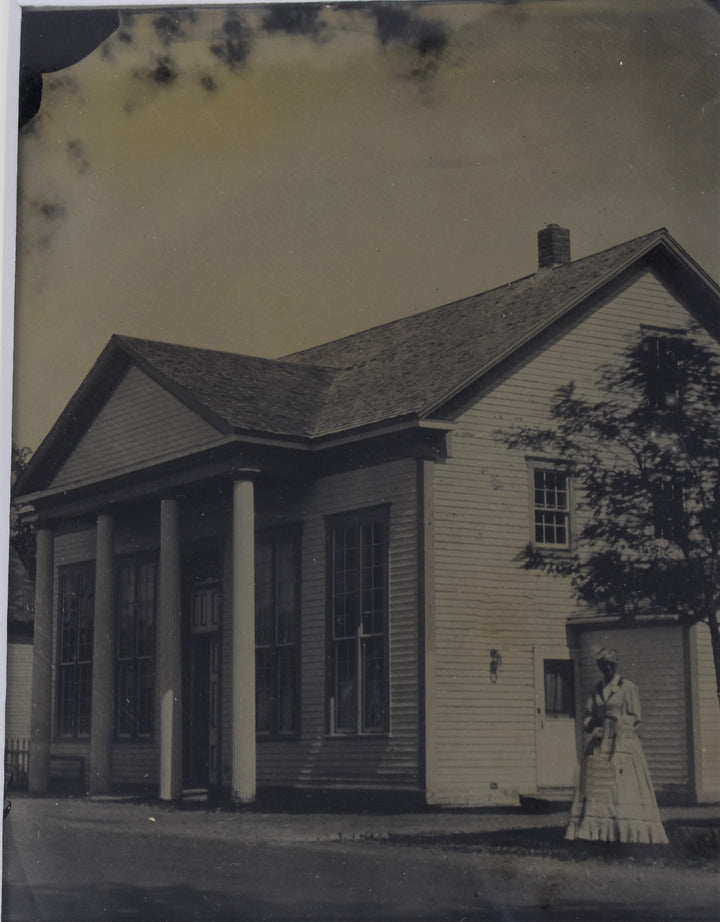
{"left": 582, "top": 692, "right": 596, "bottom": 730}
{"left": 624, "top": 682, "right": 642, "bottom": 727}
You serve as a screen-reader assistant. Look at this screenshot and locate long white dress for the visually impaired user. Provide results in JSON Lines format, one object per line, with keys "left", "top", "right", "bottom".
{"left": 565, "top": 673, "right": 669, "bottom": 844}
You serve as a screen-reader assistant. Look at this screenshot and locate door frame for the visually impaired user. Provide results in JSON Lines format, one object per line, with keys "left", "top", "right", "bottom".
{"left": 181, "top": 544, "right": 224, "bottom": 791}
{"left": 533, "top": 645, "right": 579, "bottom": 791}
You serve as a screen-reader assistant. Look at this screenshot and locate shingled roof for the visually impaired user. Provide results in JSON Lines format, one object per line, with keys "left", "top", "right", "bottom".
{"left": 101, "top": 228, "right": 720, "bottom": 441}
{"left": 283, "top": 227, "right": 688, "bottom": 435}
{"left": 113, "top": 228, "right": 685, "bottom": 442}
{"left": 18, "top": 226, "right": 720, "bottom": 497}
{"left": 115, "top": 336, "right": 336, "bottom": 438}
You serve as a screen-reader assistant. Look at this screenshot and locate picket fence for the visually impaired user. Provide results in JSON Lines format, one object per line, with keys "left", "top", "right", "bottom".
{"left": 5, "top": 737, "right": 30, "bottom": 789}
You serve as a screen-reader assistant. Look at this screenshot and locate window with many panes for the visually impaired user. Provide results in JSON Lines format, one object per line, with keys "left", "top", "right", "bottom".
{"left": 57, "top": 565, "right": 94, "bottom": 739}
{"left": 327, "top": 509, "right": 388, "bottom": 735}
{"left": 116, "top": 558, "right": 156, "bottom": 740}
{"left": 255, "top": 530, "right": 300, "bottom": 738}
{"left": 532, "top": 466, "right": 570, "bottom": 548}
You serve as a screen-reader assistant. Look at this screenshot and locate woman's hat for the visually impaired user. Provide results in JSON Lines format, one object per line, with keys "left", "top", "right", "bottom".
{"left": 595, "top": 647, "right": 619, "bottom": 664}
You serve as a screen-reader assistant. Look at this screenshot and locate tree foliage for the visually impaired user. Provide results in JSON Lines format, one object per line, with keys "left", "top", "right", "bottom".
{"left": 498, "top": 326, "right": 720, "bottom": 699}
{"left": 10, "top": 444, "right": 35, "bottom": 578}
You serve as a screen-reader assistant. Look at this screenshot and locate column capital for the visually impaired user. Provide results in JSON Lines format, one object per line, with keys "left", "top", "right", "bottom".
{"left": 230, "top": 468, "right": 260, "bottom": 482}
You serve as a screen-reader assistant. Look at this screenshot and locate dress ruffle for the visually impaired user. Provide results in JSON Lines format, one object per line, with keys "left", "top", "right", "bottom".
{"left": 565, "top": 735, "right": 669, "bottom": 845}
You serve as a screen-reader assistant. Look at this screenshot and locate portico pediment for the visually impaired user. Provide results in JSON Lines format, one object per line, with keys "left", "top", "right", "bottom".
{"left": 49, "top": 364, "right": 222, "bottom": 491}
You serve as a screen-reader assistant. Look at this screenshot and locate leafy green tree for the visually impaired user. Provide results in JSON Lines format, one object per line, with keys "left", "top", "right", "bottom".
{"left": 498, "top": 327, "right": 720, "bottom": 702}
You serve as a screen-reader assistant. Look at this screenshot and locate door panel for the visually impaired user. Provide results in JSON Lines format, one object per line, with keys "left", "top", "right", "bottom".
{"left": 182, "top": 552, "right": 222, "bottom": 789}
{"left": 534, "top": 649, "right": 578, "bottom": 789}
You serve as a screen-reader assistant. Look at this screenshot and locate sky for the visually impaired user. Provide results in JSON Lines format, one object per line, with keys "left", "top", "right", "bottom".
{"left": 7, "top": 0, "right": 720, "bottom": 452}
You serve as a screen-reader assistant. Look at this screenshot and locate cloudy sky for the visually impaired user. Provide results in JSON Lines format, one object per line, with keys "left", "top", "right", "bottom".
{"left": 8, "top": 0, "right": 720, "bottom": 452}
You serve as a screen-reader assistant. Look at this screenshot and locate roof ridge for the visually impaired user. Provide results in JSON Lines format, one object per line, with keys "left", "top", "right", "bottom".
{"left": 114, "top": 333, "right": 338, "bottom": 373}
{"left": 283, "top": 228, "right": 670, "bottom": 363}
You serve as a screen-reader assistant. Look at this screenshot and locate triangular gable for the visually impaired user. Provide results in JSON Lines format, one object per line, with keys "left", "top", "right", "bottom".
{"left": 49, "top": 364, "right": 222, "bottom": 490}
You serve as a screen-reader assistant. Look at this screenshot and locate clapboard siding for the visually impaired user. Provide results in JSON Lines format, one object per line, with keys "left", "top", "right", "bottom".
{"left": 575, "top": 626, "right": 689, "bottom": 790}
{"left": 428, "top": 264, "right": 715, "bottom": 805}
{"left": 51, "top": 741, "right": 90, "bottom": 788}
{"left": 690, "top": 623, "right": 720, "bottom": 800}
{"left": 254, "top": 458, "right": 420, "bottom": 789}
{"left": 51, "top": 365, "right": 221, "bottom": 489}
{"left": 111, "top": 743, "right": 159, "bottom": 785}
{"left": 5, "top": 642, "right": 33, "bottom": 739}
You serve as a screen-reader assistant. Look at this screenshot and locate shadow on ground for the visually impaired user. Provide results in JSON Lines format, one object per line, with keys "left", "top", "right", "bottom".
{"left": 387, "top": 818, "right": 720, "bottom": 868}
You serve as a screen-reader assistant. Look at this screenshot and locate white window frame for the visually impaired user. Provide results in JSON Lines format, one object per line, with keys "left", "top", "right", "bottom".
{"left": 527, "top": 460, "right": 573, "bottom": 551}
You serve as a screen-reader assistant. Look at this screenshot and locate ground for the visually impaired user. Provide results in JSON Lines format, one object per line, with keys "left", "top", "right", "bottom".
{"left": 2, "top": 795, "right": 718, "bottom": 921}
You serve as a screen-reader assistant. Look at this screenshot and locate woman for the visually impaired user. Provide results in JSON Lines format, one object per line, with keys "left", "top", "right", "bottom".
{"left": 565, "top": 648, "right": 668, "bottom": 844}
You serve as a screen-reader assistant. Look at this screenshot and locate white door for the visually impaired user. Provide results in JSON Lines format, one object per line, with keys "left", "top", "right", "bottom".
{"left": 534, "top": 648, "right": 578, "bottom": 789}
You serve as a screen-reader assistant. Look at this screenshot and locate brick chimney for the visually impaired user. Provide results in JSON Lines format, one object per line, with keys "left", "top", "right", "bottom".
{"left": 538, "top": 224, "right": 571, "bottom": 268}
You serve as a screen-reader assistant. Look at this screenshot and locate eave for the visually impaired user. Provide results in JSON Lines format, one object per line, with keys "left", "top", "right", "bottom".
{"left": 424, "top": 231, "right": 720, "bottom": 420}
{"left": 16, "top": 417, "right": 453, "bottom": 523}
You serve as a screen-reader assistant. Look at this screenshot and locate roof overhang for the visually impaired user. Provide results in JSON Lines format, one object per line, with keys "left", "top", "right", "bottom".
{"left": 16, "top": 417, "right": 453, "bottom": 523}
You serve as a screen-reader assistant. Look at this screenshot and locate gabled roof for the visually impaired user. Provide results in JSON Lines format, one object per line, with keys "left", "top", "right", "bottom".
{"left": 17, "top": 227, "right": 720, "bottom": 496}
{"left": 114, "top": 336, "right": 337, "bottom": 438}
{"left": 284, "top": 228, "right": 720, "bottom": 433}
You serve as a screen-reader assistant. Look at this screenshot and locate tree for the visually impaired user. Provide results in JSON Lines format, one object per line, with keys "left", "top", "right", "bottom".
{"left": 497, "top": 326, "right": 720, "bottom": 703}
{"left": 10, "top": 444, "right": 35, "bottom": 578}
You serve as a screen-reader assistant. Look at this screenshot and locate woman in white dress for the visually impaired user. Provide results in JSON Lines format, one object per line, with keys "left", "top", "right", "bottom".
{"left": 565, "top": 648, "right": 668, "bottom": 844}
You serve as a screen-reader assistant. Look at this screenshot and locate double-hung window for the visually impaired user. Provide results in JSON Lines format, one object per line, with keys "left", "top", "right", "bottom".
{"left": 327, "top": 509, "right": 388, "bottom": 735}
{"left": 116, "top": 557, "right": 156, "bottom": 740}
{"left": 531, "top": 466, "right": 571, "bottom": 549}
{"left": 255, "top": 529, "right": 301, "bottom": 738}
{"left": 57, "top": 565, "right": 94, "bottom": 739}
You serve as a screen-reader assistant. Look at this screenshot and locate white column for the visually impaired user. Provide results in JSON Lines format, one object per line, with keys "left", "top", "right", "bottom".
{"left": 158, "top": 498, "right": 183, "bottom": 801}
{"left": 90, "top": 513, "right": 114, "bottom": 794}
{"left": 29, "top": 526, "right": 54, "bottom": 794}
{"left": 232, "top": 478, "right": 256, "bottom": 803}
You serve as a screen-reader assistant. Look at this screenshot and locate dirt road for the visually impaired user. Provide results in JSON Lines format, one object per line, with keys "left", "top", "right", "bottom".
{"left": 2, "top": 796, "right": 718, "bottom": 921}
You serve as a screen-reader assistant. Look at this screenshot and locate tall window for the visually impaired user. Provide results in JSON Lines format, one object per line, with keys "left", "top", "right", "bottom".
{"left": 327, "top": 510, "right": 388, "bottom": 735}
{"left": 255, "top": 530, "right": 300, "bottom": 737}
{"left": 532, "top": 467, "right": 570, "bottom": 548}
{"left": 116, "top": 558, "right": 156, "bottom": 740}
{"left": 57, "top": 565, "right": 94, "bottom": 739}
{"left": 644, "top": 333, "right": 682, "bottom": 411}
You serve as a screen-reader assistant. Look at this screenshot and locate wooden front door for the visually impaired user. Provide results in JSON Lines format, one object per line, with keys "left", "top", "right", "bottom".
{"left": 182, "top": 552, "right": 222, "bottom": 790}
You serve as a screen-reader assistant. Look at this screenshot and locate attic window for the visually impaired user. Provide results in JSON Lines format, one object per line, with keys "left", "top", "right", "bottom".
{"left": 641, "top": 327, "right": 686, "bottom": 412}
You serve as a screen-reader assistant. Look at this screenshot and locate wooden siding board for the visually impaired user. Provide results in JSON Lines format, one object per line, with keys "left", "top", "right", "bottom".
{"left": 5, "top": 643, "right": 33, "bottom": 740}
{"left": 50, "top": 365, "right": 221, "bottom": 489}
{"left": 576, "top": 627, "right": 688, "bottom": 789}
{"left": 254, "top": 458, "right": 421, "bottom": 789}
{"left": 428, "top": 268, "right": 715, "bottom": 805}
{"left": 690, "top": 622, "right": 720, "bottom": 800}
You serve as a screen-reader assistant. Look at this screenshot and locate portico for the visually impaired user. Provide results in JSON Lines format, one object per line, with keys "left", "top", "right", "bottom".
{"left": 26, "top": 463, "right": 260, "bottom": 804}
